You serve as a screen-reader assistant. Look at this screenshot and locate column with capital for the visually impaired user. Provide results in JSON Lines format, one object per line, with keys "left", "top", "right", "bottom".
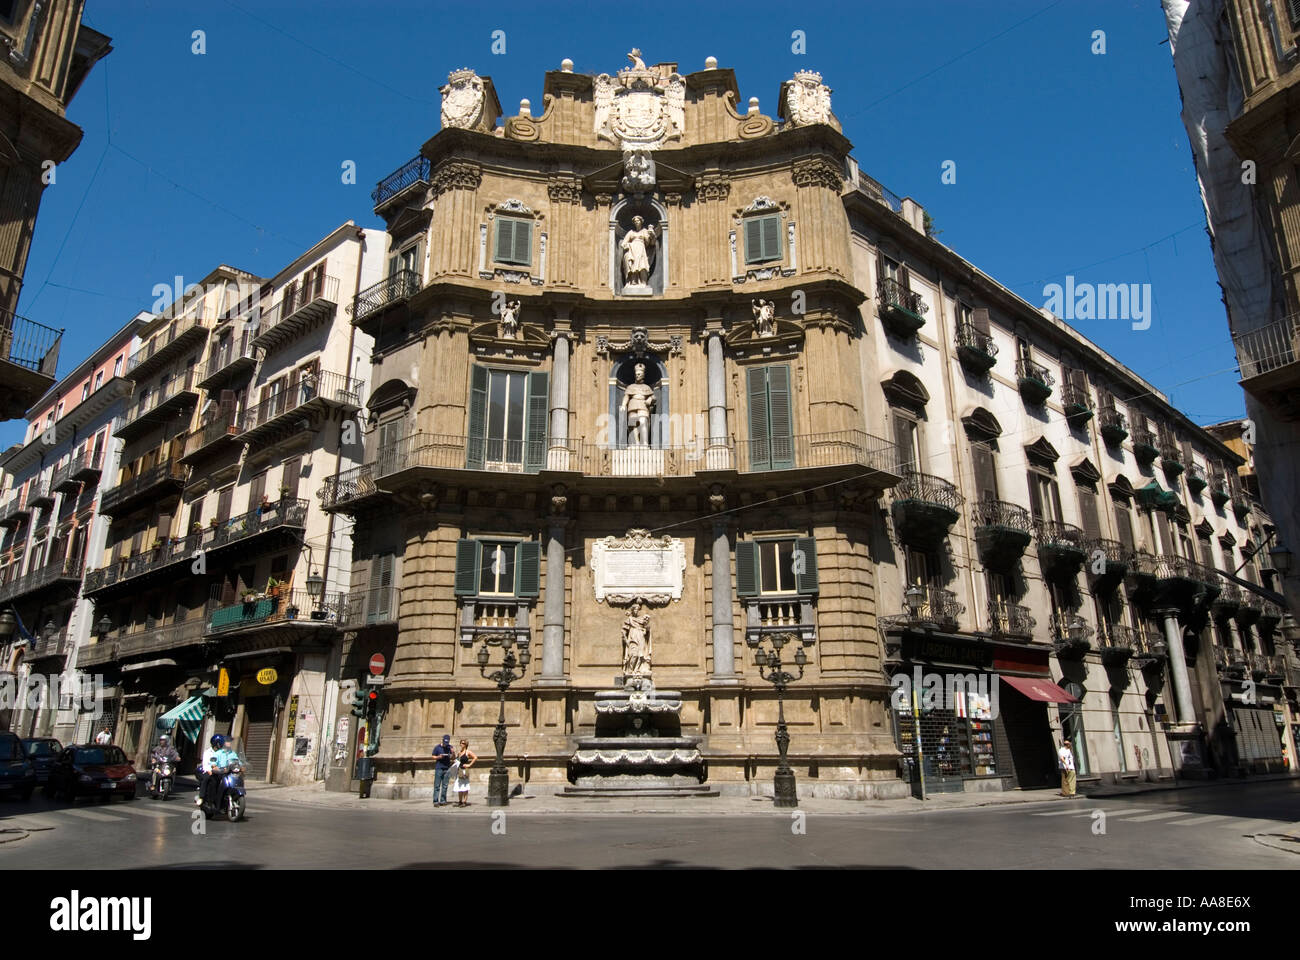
{"left": 547, "top": 312, "right": 572, "bottom": 471}
{"left": 705, "top": 318, "right": 731, "bottom": 470}
{"left": 710, "top": 486, "right": 737, "bottom": 684}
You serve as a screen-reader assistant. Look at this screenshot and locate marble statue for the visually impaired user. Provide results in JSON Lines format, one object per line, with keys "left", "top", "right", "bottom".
{"left": 499, "top": 299, "right": 520, "bottom": 339}
{"left": 622, "top": 601, "right": 652, "bottom": 681}
{"left": 626, "top": 48, "right": 647, "bottom": 71}
{"left": 621, "top": 149, "right": 656, "bottom": 193}
{"left": 752, "top": 298, "right": 776, "bottom": 338}
{"left": 620, "top": 216, "right": 658, "bottom": 291}
{"left": 621, "top": 362, "right": 656, "bottom": 446}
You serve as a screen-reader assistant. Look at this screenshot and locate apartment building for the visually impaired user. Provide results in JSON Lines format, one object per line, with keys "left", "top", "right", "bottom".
{"left": 77, "top": 230, "right": 379, "bottom": 782}
{"left": 0, "top": 315, "right": 142, "bottom": 738}
{"left": 0, "top": 1, "right": 109, "bottom": 419}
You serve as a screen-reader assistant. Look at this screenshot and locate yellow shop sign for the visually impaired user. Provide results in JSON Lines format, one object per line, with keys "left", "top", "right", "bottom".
{"left": 256, "top": 668, "right": 279, "bottom": 685}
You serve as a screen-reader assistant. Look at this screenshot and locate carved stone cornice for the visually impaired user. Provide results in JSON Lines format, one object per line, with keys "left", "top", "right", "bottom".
{"left": 431, "top": 161, "right": 483, "bottom": 196}
{"left": 696, "top": 173, "right": 731, "bottom": 202}
{"left": 791, "top": 156, "right": 843, "bottom": 191}
{"left": 547, "top": 178, "right": 583, "bottom": 204}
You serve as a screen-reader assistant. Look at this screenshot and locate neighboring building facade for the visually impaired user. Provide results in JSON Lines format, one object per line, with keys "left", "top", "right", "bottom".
{"left": 1164, "top": 0, "right": 1300, "bottom": 618}
{"left": 77, "top": 231, "right": 378, "bottom": 782}
{"left": 0, "top": 1, "right": 109, "bottom": 419}
{"left": 317, "top": 52, "right": 1295, "bottom": 800}
{"left": 0, "top": 315, "right": 141, "bottom": 738}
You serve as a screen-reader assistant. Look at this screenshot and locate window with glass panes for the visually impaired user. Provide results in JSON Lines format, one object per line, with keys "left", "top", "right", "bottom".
{"left": 735, "top": 537, "right": 819, "bottom": 597}
{"left": 467, "top": 365, "right": 548, "bottom": 472}
{"left": 452, "top": 539, "right": 541, "bottom": 599}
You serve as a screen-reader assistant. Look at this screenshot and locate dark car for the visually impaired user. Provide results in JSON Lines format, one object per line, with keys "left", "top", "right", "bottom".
{"left": 0, "top": 732, "right": 36, "bottom": 801}
{"left": 45, "top": 744, "right": 138, "bottom": 802}
{"left": 21, "top": 737, "right": 63, "bottom": 784}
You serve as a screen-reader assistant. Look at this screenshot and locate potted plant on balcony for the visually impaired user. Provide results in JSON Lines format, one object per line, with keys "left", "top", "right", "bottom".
{"left": 151, "top": 537, "right": 165, "bottom": 551}
{"left": 279, "top": 485, "right": 292, "bottom": 501}
{"left": 209, "top": 518, "right": 219, "bottom": 530}
{"left": 190, "top": 521, "right": 202, "bottom": 535}
{"left": 285, "top": 599, "right": 299, "bottom": 620}
{"left": 266, "top": 576, "right": 282, "bottom": 600}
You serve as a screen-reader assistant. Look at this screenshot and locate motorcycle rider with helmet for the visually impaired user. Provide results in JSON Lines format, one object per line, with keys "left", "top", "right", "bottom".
{"left": 197, "top": 734, "right": 225, "bottom": 809}
{"left": 149, "top": 735, "right": 180, "bottom": 794}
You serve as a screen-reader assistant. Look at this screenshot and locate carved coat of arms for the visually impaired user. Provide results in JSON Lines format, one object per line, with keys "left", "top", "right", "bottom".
{"left": 784, "top": 70, "right": 833, "bottom": 127}
{"left": 593, "top": 51, "right": 685, "bottom": 151}
{"left": 441, "top": 68, "right": 485, "bottom": 130}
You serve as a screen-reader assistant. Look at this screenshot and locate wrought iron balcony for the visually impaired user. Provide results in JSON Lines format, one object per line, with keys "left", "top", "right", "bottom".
{"left": 987, "top": 598, "right": 1035, "bottom": 639}
{"left": 1128, "top": 553, "right": 1219, "bottom": 611}
{"left": 1232, "top": 495, "right": 1252, "bottom": 521}
{"left": 1132, "top": 427, "right": 1159, "bottom": 465}
{"left": 1211, "top": 579, "right": 1243, "bottom": 618}
{"left": 352, "top": 269, "right": 421, "bottom": 327}
{"left": 24, "top": 628, "right": 70, "bottom": 662}
{"left": 115, "top": 617, "right": 208, "bottom": 661}
{"left": 0, "top": 496, "right": 29, "bottom": 528}
{"left": 1185, "top": 462, "right": 1208, "bottom": 496}
{"left": 1258, "top": 599, "right": 1285, "bottom": 632}
{"left": 879, "top": 585, "right": 964, "bottom": 633}
{"left": 955, "top": 321, "right": 997, "bottom": 374}
{"left": 1159, "top": 440, "right": 1185, "bottom": 477}
{"left": 0, "top": 556, "right": 83, "bottom": 604}
{"left": 1232, "top": 313, "right": 1300, "bottom": 405}
{"left": 1034, "top": 519, "right": 1088, "bottom": 578}
{"left": 1099, "top": 407, "right": 1128, "bottom": 446}
{"left": 1214, "top": 644, "right": 1248, "bottom": 677}
{"left": 237, "top": 369, "right": 363, "bottom": 447}
{"left": 372, "top": 155, "right": 431, "bottom": 209}
{"left": 319, "top": 461, "right": 385, "bottom": 512}
{"left": 99, "top": 460, "right": 189, "bottom": 517}
{"left": 343, "top": 583, "right": 399, "bottom": 627}
{"left": 208, "top": 589, "right": 347, "bottom": 635}
{"left": 1050, "top": 612, "right": 1094, "bottom": 657}
{"left": 251, "top": 275, "right": 340, "bottom": 351}
{"left": 891, "top": 470, "right": 963, "bottom": 546}
{"left": 126, "top": 314, "right": 209, "bottom": 380}
{"left": 180, "top": 415, "right": 241, "bottom": 463}
{"left": 1097, "top": 623, "right": 1137, "bottom": 664}
{"left": 1210, "top": 478, "right": 1231, "bottom": 510}
{"left": 877, "top": 277, "right": 928, "bottom": 338}
{"left": 972, "top": 499, "right": 1032, "bottom": 567}
{"left": 197, "top": 330, "right": 256, "bottom": 391}
{"left": 52, "top": 448, "right": 103, "bottom": 492}
{"left": 1235, "top": 589, "right": 1264, "bottom": 627}
{"left": 117, "top": 368, "right": 199, "bottom": 441}
{"left": 27, "top": 477, "right": 54, "bottom": 511}
{"left": 1061, "top": 380, "right": 1094, "bottom": 427}
{"left": 1130, "top": 632, "right": 1167, "bottom": 665}
{"left": 1016, "top": 357, "right": 1054, "bottom": 405}
{"left": 75, "top": 639, "right": 117, "bottom": 668}
{"left": 0, "top": 313, "right": 62, "bottom": 418}
{"left": 1087, "top": 537, "right": 1134, "bottom": 583}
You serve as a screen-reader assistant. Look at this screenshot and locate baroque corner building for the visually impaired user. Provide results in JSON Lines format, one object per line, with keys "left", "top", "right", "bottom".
{"left": 326, "top": 55, "right": 908, "bottom": 798}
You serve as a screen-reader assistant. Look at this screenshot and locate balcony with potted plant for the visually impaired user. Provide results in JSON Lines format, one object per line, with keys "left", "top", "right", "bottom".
{"left": 1099, "top": 407, "right": 1128, "bottom": 447}
{"left": 876, "top": 276, "right": 928, "bottom": 338}
{"left": 1015, "top": 357, "right": 1054, "bottom": 405}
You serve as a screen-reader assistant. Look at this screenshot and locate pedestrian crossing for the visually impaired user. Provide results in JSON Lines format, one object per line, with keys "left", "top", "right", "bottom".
{"left": 1028, "top": 804, "right": 1278, "bottom": 831}
{"left": 0, "top": 791, "right": 304, "bottom": 830}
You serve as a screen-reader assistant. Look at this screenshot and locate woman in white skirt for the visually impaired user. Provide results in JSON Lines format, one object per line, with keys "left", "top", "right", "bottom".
{"left": 453, "top": 739, "right": 477, "bottom": 807}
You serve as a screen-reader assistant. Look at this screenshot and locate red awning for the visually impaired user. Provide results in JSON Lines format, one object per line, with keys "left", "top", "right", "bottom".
{"left": 1001, "top": 675, "right": 1078, "bottom": 703}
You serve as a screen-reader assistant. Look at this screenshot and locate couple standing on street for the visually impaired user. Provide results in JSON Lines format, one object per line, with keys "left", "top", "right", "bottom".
{"left": 431, "top": 734, "right": 477, "bottom": 807}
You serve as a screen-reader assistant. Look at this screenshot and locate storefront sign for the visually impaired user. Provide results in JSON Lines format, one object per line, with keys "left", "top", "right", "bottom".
{"left": 256, "top": 668, "right": 278, "bottom": 685}
{"left": 901, "top": 634, "right": 991, "bottom": 669}
{"left": 217, "top": 668, "right": 230, "bottom": 697}
{"left": 286, "top": 694, "right": 299, "bottom": 738}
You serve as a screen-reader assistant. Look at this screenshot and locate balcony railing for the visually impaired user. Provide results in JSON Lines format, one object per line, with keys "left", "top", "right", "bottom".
{"left": 319, "top": 461, "right": 384, "bottom": 510}
{"left": 714, "top": 430, "right": 899, "bottom": 476}
{"left": 1096, "top": 623, "right": 1138, "bottom": 662}
{"left": 27, "top": 476, "right": 54, "bottom": 509}
{"left": 343, "top": 584, "right": 399, "bottom": 627}
{"left": 1087, "top": 537, "right": 1134, "bottom": 580}
{"left": 1, "top": 313, "right": 62, "bottom": 376}
{"left": 1158, "top": 441, "right": 1184, "bottom": 475}
{"left": 99, "top": 460, "right": 189, "bottom": 515}
{"left": 0, "top": 556, "right": 82, "bottom": 603}
{"left": 955, "top": 321, "right": 998, "bottom": 373}
{"left": 1061, "top": 380, "right": 1093, "bottom": 424}
{"left": 208, "top": 589, "right": 347, "bottom": 635}
{"left": 880, "top": 585, "right": 964, "bottom": 632}
{"left": 745, "top": 596, "right": 817, "bottom": 644}
{"left": 251, "top": 275, "right": 341, "bottom": 350}
{"left": 1050, "top": 612, "right": 1094, "bottom": 656}
{"left": 1233, "top": 313, "right": 1300, "bottom": 381}
{"left": 115, "top": 617, "right": 208, "bottom": 660}
{"left": 24, "top": 628, "right": 70, "bottom": 660}
{"left": 877, "top": 277, "right": 928, "bottom": 336}
{"left": 895, "top": 470, "right": 964, "bottom": 512}
{"left": 458, "top": 597, "right": 531, "bottom": 647}
{"left": 181, "top": 415, "right": 240, "bottom": 461}
{"left": 372, "top": 155, "right": 431, "bottom": 207}
{"left": 51, "top": 448, "right": 103, "bottom": 492}
{"left": 972, "top": 499, "right": 1033, "bottom": 566}
{"left": 352, "top": 270, "right": 421, "bottom": 325}
{"left": 1132, "top": 427, "right": 1159, "bottom": 463}
{"left": 0, "top": 497, "right": 29, "bottom": 527}
{"left": 1186, "top": 462, "right": 1208, "bottom": 495}
{"left": 126, "top": 314, "right": 209, "bottom": 378}
{"left": 119, "top": 368, "right": 198, "bottom": 431}
{"left": 75, "top": 639, "right": 117, "bottom": 668}
{"left": 987, "top": 598, "right": 1035, "bottom": 638}
{"left": 1015, "top": 358, "right": 1055, "bottom": 404}
{"left": 198, "top": 332, "right": 256, "bottom": 389}
{"left": 1099, "top": 407, "right": 1128, "bottom": 445}
{"left": 238, "top": 369, "right": 363, "bottom": 438}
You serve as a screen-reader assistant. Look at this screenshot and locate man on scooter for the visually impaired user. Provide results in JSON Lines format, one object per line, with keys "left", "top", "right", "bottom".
{"left": 149, "top": 735, "right": 180, "bottom": 792}
{"left": 197, "top": 734, "right": 225, "bottom": 808}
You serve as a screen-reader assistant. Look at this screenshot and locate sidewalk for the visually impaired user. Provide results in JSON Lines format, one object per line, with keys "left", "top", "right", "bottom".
{"left": 246, "top": 772, "right": 1300, "bottom": 818}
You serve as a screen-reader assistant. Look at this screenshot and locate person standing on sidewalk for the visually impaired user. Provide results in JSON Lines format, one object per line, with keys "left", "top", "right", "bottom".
{"left": 432, "top": 734, "right": 453, "bottom": 807}
{"left": 453, "top": 739, "right": 477, "bottom": 807}
{"left": 94, "top": 727, "right": 112, "bottom": 746}
{"left": 1058, "top": 739, "right": 1076, "bottom": 796}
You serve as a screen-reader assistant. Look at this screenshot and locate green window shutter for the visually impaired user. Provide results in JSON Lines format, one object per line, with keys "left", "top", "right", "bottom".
{"left": 746, "top": 367, "right": 771, "bottom": 471}
{"left": 761, "top": 215, "right": 781, "bottom": 261}
{"left": 454, "top": 539, "right": 480, "bottom": 596}
{"left": 794, "top": 536, "right": 819, "bottom": 594}
{"left": 767, "top": 364, "right": 793, "bottom": 468}
{"left": 735, "top": 540, "right": 759, "bottom": 598}
{"left": 515, "top": 540, "right": 541, "bottom": 597}
{"left": 466, "top": 365, "right": 488, "bottom": 469}
{"left": 524, "top": 370, "right": 549, "bottom": 472}
{"left": 513, "top": 220, "right": 532, "bottom": 267}
{"left": 744, "top": 218, "right": 763, "bottom": 264}
{"left": 494, "top": 219, "right": 514, "bottom": 264}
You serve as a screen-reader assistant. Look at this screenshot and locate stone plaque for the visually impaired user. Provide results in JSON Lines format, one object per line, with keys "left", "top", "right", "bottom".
{"left": 592, "top": 528, "right": 685, "bottom": 604}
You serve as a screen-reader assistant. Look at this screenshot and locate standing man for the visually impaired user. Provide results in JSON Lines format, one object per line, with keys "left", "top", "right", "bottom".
{"left": 1058, "top": 737, "right": 1076, "bottom": 797}
{"left": 94, "top": 726, "right": 112, "bottom": 746}
{"left": 432, "top": 734, "right": 453, "bottom": 807}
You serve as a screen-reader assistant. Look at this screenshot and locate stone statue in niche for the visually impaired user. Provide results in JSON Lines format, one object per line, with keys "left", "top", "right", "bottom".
{"left": 622, "top": 600, "right": 652, "bottom": 682}
{"left": 752, "top": 298, "right": 776, "bottom": 338}
{"left": 498, "top": 299, "right": 521, "bottom": 339}
{"left": 620, "top": 215, "right": 658, "bottom": 293}
{"left": 621, "top": 149, "right": 656, "bottom": 194}
{"left": 621, "top": 361, "right": 656, "bottom": 446}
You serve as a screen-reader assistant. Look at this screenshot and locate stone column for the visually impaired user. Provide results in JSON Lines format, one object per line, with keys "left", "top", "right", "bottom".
{"left": 706, "top": 322, "right": 727, "bottom": 443}
{"left": 549, "top": 330, "right": 570, "bottom": 448}
{"left": 710, "top": 487, "right": 737, "bottom": 684}
{"left": 1161, "top": 611, "right": 1197, "bottom": 725}
{"left": 539, "top": 486, "right": 569, "bottom": 684}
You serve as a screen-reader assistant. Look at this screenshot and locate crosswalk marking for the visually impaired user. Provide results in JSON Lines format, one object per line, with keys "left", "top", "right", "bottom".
{"left": 1169, "top": 814, "right": 1229, "bottom": 825}
{"left": 1031, "top": 807, "right": 1096, "bottom": 817}
{"left": 1116, "top": 811, "right": 1186, "bottom": 822}
{"left": 59, "top": 808, "right": 126, "bottom": 822}
{"left": 108, "top": 804, "right": 175, "bottom": 819}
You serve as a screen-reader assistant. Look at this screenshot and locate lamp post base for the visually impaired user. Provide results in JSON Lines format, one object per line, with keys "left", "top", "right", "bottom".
{"left": 773, "top": 767, "right": 798, "bottom": 807}
{"left": 486, "top": 767, "right": 510, "bottom": 807}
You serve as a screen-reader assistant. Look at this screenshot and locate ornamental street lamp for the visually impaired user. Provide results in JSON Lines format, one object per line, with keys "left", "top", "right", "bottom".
{"left": 1269, "top": 543, "right": 1293, "bottom": 577}
{"left": 748, "top": 631, "right": 810, "bottom": 808}
{"left": 0, "top": 609, "right": 15, "bottom": 640}
{"left": 476, "top": 632, "right": 531, "bottom": 807}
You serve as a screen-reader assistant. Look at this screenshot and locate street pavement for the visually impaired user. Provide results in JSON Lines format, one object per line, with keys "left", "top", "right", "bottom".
{"left": 2, "top": 777, "right": 1299, "bottom": 868}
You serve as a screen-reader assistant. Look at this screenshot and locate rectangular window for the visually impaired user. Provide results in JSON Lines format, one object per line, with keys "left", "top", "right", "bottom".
{"left": 494, "top": 217, "right": 533, "bottom": 267}
{"left": 747, "top": 365, "right": 794, "bottom": 470}
{"left": 970, "top": 442, "right": 998, "bottom": 501}
{"left": 743, "top": 214, "right": 781, "bottom": 264}
{"left": 467, "top": 366, "right": 548, "bottom": 472}
{"left": 81, "top": 383, "right": 90, "bottom": 402}
{"left": 113, "top": 357, "right": 123, "bottom": 377}
{"left": 281, "top": 457, "right": 301, "bottom": 500}
{"left": 736, "top": 536, "right": 819, "bottom": 597}
{"left": 390, "top": 245, "right": 419, "bottom": 278}
{"left": 216, "top": 485, "right": 233, "bottom": 523}
{"left": 1027, "top": 471, "right": 1062, "bottom": 524}
{"left": 893, "top": 413, "right": 918, "bottom": 473}
{"left": 478, "top": 541, "right": 517, "bottom": 595}
{"left": 1077, "top": 488, "right": 1101, "bottom": 541}
{"left": 1114, "top": 503, "right": 1135, "bottom": 552}
{"left": 453, "top": 539, "right": 541, "bottom": 598}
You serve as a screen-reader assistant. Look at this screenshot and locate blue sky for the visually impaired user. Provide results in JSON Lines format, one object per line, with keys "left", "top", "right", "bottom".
{"left": 11, "top": 0, "right": 1232, "bottom": 446}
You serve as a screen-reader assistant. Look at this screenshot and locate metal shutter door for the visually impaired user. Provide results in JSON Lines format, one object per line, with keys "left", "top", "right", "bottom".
{"left": 242, "top": 697, "right": 275, "bottom": 780}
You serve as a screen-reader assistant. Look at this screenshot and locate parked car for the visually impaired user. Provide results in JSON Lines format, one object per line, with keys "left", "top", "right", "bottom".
{"left": 0, "top": 732, "right": 36, "bottom": 801}
{"left": 45, "top": 744, "right": 138, "bottom": 802}
{"left": 21, "top": 737, "right": 63, "bottom": 784}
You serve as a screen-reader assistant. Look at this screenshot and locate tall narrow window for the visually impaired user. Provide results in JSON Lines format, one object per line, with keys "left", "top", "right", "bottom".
{"left": 369, "top": 554, "right": 394, "bottom": 623}
{"left": 494, "top": 217, "right": 533, "bottom": 267}
{"left": 1077, "top": 488, "right": 1101, "bottom": 541}
{"left": 743, "top": 214, "right": 781, "bottom": 264}
{"left": 970, "top": 442, "right": 998, "bottom": 501}
{"left": 467, "top": 366, "right": 548, "bottom": 472}
{"left": 893, "top": 413, "right": 919, "bottom": 474}
{"left": 746, "top": 365, "right": 794, "bottom": 471}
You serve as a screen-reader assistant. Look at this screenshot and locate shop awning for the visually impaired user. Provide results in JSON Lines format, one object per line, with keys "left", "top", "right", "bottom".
{"left": 1001, "top": 675, "right": 1078, "bottom": 703}
{"left": 154, "top": 688, "right": 215, "bottom": 744}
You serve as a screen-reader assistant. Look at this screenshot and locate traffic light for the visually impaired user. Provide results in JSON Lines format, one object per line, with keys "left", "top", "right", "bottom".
{"left": 365, "top": 688, "right": 382, "bottom": 718}
{"left": 349, "top": 688, "right": 368, "bottom": 717}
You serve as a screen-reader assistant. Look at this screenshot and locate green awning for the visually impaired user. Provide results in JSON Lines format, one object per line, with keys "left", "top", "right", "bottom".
{"left": 155, "top": 689, "right": 214, "bottom": 743}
